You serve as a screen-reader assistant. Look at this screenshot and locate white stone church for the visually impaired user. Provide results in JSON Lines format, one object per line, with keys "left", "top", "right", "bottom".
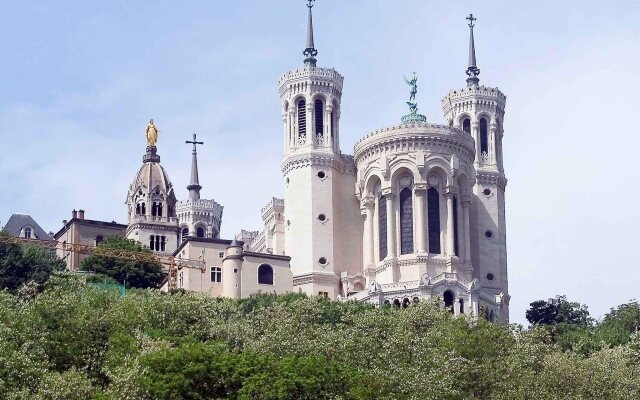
{"left": 51, "top": 4, "right": 510, "bottom": 322}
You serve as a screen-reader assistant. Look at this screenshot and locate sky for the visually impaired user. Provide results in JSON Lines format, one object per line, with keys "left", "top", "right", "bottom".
{"left": 0, "top": 0, "right": 639, "bottom": 325}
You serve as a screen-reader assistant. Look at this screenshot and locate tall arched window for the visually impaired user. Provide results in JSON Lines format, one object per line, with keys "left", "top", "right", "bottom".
{"left": 151, "top": 202, "right": 157, "bottom": 217}
{"left": 399, "top": 187, "right": 414, "bottom": 255}
{"left": 196, "top": 227, "right": 205, "bottom": 238}
{"left": 141, "top": 202, "right": 146, "bottom": 215}
{"left": 297, "top": 99, "right": 306, "bottom": 141}
{"left": 149, "top": 235, "right": 154, "bottom": 250}
{"left": 136, "top": 204, "right": 141, "bottom": 215}
{"left": 378, "top": 195, "right": 387, "bottom": 260}
{"left": 155, "top": 235, "right": 160, "bottom": 251}
{"left": 24, "top": 227, "right": 32, "bottom": 238}
{"left": 181, "top": 228, "right": 189, "bottom": 242}
{"left": 160, "top": 236, "right": 166, "bottom": 252}
{"left": 427, "top": 188, "right": 441, "bottom": 254}
{"left": 453, "top": 195, "right": 459, "bottom": 256}
{"left": 258, "top": 264, "right": 274, "bottom": 285}
{"left": 480, "top": 118, "right": 488, "bottom": 155}
{"left": 314, "top": 99, "right": 324, "bottom": 141}
{"left": 157, "top": 203, "right": 163, "bottom": 217}
{"left": 462, "top": 118, "right": 471, "bottom": 134}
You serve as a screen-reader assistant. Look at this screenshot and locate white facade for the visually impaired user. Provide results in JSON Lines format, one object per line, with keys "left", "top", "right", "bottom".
{"left": 241, "top": 7, "right": 510, "bottom": 321}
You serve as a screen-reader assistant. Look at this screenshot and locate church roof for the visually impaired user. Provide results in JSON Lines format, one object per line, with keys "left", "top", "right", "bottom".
{"left": 3, "top": 214, "right": 51, "bottom": 240}
{"left": 127, "top": 146, "right": 176, "bottom": 201}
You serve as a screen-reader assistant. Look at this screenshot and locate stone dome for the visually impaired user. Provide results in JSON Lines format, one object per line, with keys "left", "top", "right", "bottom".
{"left": 126, "top": 146, "right": 177, "bottom": 222}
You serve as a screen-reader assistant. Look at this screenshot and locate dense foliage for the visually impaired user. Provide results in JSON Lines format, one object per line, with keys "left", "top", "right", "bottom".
{"left": 79, "top": 235, "right": 164, "bottom": 289}
{"left": 0, "top": 275, "right": 638, "bottom": 399}
{"left": 0, "top": 231, "right": 64, "bottom": 292}
{"left": 526, "top": 295, "right": 592, "bottom": 327}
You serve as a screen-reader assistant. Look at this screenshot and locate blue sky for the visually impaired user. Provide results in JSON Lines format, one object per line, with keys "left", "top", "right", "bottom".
{"left": 0, "top": 0, "right": 638, "bottom": 324}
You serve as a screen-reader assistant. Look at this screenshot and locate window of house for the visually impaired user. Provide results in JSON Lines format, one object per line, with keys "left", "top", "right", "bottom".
{"left": 318, "top": 291, "right": 328, "bottom": 298}
{"left": 218, "top": 251, "right": 225, "bottom": 258}
{"left": 210, "top": 267, "right": 222, "bottom": 283}
{"left": 179, "top": 271, "right": 184, "bottom": 288}
{"left": 196, "top": 227, "right": 205, "bottom": 238}
{"left": 297, "top": 99, "right": 306, "bottom": 140}
{"left": 23, "top": 227, "right": 32, "bottom": 238}
{"left": 257, "top": 264, "right": 274, "bottom": 285}
{"left": 378, "top": 195, "right": 387, "bottom": 260}
{"left": 427, "top": 188, "right": 441, "bottom": 254}
{"left": 181, "top": 228, "right": 189, "bottom": 243}
{"left": 399, "top": 187, "right": 414, "bottom": 254}
{"left": 160, "top": 236, "right": 166, "bottom": 252}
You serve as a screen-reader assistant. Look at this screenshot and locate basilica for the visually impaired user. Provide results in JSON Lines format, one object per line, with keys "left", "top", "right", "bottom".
{"left": 51, "top": 4, "right": 510, "bottom": 321}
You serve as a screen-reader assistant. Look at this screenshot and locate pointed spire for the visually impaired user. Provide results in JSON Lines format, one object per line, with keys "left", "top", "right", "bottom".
{"left": 303, "top": 0, "right": 318, "bottom": 66}
{"left": 465, "top": 14, "right": 480, "bottom": 87}
{"left": 185, "top": 133, "right": 204, "bottom": 201}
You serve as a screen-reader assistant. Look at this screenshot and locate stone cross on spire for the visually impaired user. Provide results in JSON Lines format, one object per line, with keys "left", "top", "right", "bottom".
{"left": 186, "top": 133, "right": 204, "bottom": 201}
{"left": 465, "top": 13, "right": 480, "bottom": 87}
{"left": 303, "top": 0, "right": 318, "bottom": 66}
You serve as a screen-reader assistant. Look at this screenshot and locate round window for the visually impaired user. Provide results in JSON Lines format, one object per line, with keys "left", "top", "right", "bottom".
{"left": 486, "top": 273, "right": 494, "bottom": 281}
{"left": 317, "top": 171, "right": 326, "bottom": 179}
{"left": 318, "top": 214, "right": 327, "bottom": 222}
{"left": 483, "top": 188, "right": 491, "bottom": 196}
{"left": 318, "top": 257, "right": 328, "bottom": 266}
{"left": 485, "top": 230, "right": 493, "bottom": 238}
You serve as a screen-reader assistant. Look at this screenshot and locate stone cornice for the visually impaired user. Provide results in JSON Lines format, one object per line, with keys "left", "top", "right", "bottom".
{"left": 282, "top": 152, "right": 356, "bottom": 176}
{"left": 353, "top": 123, "right": 475, "bottom": 166}
{"left": 475, "top": 170, "right": 508, "bottom": 190}
{"left": 293, "top": 272, "right": 340, "bottom": 286}
{"left": 278, "top": 66, "right": 344, "bottom": 93}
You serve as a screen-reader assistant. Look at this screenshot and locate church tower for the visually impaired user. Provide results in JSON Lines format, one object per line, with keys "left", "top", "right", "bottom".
{"left": 442, "top": 15, "right": 509, "bottom": 319}
{"left": 176, "top": 134, "right": 223, "bottom": 242}
{"left": 280, "top": 1, "right": 362, "bottom": 298}
{"left": 126, "top": 119, "right": 180, "bottom": 254}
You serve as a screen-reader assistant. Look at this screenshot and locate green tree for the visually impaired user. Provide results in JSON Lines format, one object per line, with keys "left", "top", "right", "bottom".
{"left": 526, "top": 295, "right": 592, "bottom": 327}
{"left": 0, "top": 231, "right": 64, "bottom": 292}
{"left": 79, "top": 235, "right": 164, "bottom": 289}
{"left": 594, "top": 301, "right": 640, "bottom": 346}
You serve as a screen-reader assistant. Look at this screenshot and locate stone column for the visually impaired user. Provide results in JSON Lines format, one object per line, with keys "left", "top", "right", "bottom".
{"left": 361, "top": 197, "right": 375, "bottom": 281}
{"left": 471, "top": 121, "right": 480, "bottom": 166}
{"left": 462, "top": 197, "right": 472, "bottom": 264}
{"left": 413, "top": 185, "right": 427, "bottom": 253}
{"left": 445, "top": 187, "right": 456, "bottom": 257}
{"left": 489, "top": 122, "right": 497, "bottom": 165}
{"left": 382, "top": 189, "right": 396, "bottom": 259}
{"left": 325, "top": 105, "right": 333, "bottom": 148}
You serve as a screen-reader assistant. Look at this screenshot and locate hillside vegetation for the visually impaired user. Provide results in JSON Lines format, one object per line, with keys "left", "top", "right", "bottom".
{"left": 0, "top": 274, "right": 638, "bottom": 400}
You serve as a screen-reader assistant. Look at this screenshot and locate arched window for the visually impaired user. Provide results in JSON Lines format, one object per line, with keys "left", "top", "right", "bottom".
{"left": 196, "top": 227, "right": 205, "bottom": 238}
{"left": 378, "top": 195, "right": 387, "bottom": 260}
{"left": 453, "top": 195, "right": 459, "bottom": 256}
{"left": 160, "top": 236, "right": 166, "bottom": 252}
{"left": 155, "top": 235, "right": 160, "bottom": 251}
{"left": 459, "top": 298, "right": 465, "bottom": 314}
{"left": 258, "top": 264, "right": 274, "bottom": 285}
{"left": 141, "top": 202, "right": 146, "bottom": 215}
{"left": 157, "top": 203, "right": 163, "bottom": 217}
{"left": 314, "top": 99, "right": 324, "bottom": 140}
{"left": 399, "top": 187, "right": 414, "bottom": 255}
{"left": 24, "top": 227, "right": 32, "bottom": 238}
{"left": 96, "top": 235, "right": 104, "bottom": 246}
{"left": 151, "top": 202, "right": 157, "bottom": 217}
{"left": 149, "top": 235, "right": 154, "bottom": 250}
{"left": 136, "top": 204, "right": 141, "bottom": 215}
{"left": 462, "top": 118, "right": 471, "bottom": 134}
{"left": 427, "top": 188, "right": 441, "bottom": 254}
{"left": 181, "top": 228, "right": 189, "bottom": 242}
{"left": 480, "top": 118, "right": 488, "bottom": 156}
{"left": 297, "top": 99, "right": 306, "bottom": 141}
{"left": 211, "top": 266, "right": 222, "bottom": 283}
{"left": 443, "top": 290, "right": 454, "bottom": 314}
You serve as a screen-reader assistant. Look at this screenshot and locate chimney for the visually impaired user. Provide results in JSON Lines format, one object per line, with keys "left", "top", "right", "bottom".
{"left": 72, "top": 210, "right": 77, "bottom": 219}
{"left": 78, "top": 209, "right": 85, "bottom": 219}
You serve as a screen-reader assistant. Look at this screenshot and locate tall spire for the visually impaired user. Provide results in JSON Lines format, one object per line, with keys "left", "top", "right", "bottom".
{"left": 303, "top": 0, "right": 318, "bottom": 66}
{"left": 185, "top": 133, "right": 204, "bottom": 201}
{"left": 465, "top": 14, "right": 480, "bottom": 87}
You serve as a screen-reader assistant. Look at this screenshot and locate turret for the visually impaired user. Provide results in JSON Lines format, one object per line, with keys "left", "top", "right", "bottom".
{"left": 222, "top": 239, "right": 243, "bottom": 298}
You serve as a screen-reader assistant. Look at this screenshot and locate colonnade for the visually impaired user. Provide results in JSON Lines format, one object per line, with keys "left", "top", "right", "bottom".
{"left": 362, "top": 185, "right": 472, "bottom": 268}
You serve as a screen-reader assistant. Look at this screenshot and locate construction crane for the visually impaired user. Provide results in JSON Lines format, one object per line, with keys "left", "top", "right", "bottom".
{"left": 0, "top": 235, "right": 206, "bottom": 290}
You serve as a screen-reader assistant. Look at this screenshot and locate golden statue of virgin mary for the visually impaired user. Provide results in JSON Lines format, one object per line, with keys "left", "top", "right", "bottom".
{"left": 145, "top": 119, "right": 159, "bottom": 146}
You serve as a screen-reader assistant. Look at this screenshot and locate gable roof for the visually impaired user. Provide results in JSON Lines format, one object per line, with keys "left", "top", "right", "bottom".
{"left": 3, "top": 214, "right": 51, "bottom": 240}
